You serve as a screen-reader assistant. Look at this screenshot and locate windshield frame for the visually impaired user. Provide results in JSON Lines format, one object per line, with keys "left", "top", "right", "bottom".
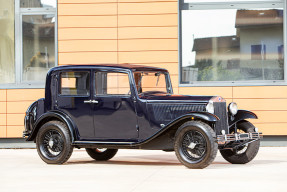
{"left": 133, "top": 71, "right": 173, "bottom": 95}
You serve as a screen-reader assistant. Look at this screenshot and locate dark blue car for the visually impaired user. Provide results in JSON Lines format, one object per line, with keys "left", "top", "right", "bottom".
{"left": 23, "top": 64, "right": 262, "bottom": 169}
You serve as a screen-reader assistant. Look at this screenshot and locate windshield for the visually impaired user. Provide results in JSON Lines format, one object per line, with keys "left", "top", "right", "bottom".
{"left": 133, "top": 71, "right": 172, "bottom": 94}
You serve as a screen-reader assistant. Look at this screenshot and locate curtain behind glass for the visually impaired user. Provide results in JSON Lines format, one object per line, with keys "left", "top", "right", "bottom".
{"left": 0, "top": 0, "right": 15, "bottom": 84}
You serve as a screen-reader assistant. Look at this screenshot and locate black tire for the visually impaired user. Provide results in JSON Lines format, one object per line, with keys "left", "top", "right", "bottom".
{"left": 220, "top": 121, "right": 260, "bottom": 164}
{"left": 174, "top": 121, "right": 218, "bottom": 169}
{"left": 86, "top": 148, "right": 118, "bottom": 161}
{"left": 36, "top": 121, "right": 73, "bottom": 164}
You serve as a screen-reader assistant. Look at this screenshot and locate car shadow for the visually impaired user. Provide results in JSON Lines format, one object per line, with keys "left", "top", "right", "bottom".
{"left": 67, "top": 154, "right": 231, "bottom": 166}
{"left": 66, "top": 155, "right": 286, "bottom": 168}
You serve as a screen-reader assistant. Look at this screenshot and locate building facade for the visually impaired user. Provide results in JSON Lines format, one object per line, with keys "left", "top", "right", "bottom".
{"left": 0, "top": 0, "right": 286, "bottom": 138}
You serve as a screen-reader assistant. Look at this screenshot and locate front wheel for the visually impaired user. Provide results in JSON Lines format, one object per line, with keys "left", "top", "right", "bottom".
{"left": 174, "top": 121, "right": 218, "bottom": 169}
{"left": 86, "top": 148, "right": 118, "bottom": 161}
{"left": 36, "top": 121, "right": 74, "bottom": 164}
{"left": 220, "top": 121, "right": 260, "bottom": 164}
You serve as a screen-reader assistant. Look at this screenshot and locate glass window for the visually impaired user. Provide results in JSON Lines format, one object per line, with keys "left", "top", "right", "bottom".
{"left": 133, "top": 72, "right": 169, "bottom": 94}
{"left": 184, "top": 0, "right": 283, "bottom": 2}
{"left": 95, "top": 72, "right": 131, "bottom": 95}
{"left": 60, "top": 72, "right": 90, "bottom": 96}
{"left": 181, "top": 8, "right": 284, "bottom": 83}
{"left": 0, "top": 0, "right": 15, "bottom": 84}
{"left": 22, "top": 14, "right": 56, "bottom": 82}
{"left": 20, "top": 0, "right": 56, "bottom": 8}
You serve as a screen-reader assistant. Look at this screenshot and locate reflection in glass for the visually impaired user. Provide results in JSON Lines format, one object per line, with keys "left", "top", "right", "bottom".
{"left": 20, "top": 0, "right": 56, "bottom": 8}
{"left": 22, "top": 15, "right": 55, "bottom": 82}
{"left": 181, "top": 8, "right": 284, "bottom": 83}
{"left": 184, "top": 0, "right": 282, "bottom": 3}
{"left": 0, "top": 0, "right": 15, "bottom": 83}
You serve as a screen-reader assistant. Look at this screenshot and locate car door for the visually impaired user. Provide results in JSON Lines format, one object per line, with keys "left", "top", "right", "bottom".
{"left": 57, "top": 70, "right": 94, "bottom": 140}
{"left": 92, "top": 69, "right": 138, "bottom": 140}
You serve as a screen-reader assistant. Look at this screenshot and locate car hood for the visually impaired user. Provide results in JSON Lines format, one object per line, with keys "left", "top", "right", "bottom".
{"left": 139, "top": 93, "right": 216, "bottom": 103}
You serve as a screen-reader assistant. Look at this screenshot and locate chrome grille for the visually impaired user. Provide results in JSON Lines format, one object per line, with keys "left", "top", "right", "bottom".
{"left": 213, "top": 102, "right": 228, "bottom": 135}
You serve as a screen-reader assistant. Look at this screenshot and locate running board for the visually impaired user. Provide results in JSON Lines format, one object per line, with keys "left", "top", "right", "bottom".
{"left": 73, "top": 141, "right": 136, "bottom": 146}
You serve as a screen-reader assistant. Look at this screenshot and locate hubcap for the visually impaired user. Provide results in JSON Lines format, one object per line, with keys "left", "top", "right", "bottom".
{"left": 188, "top": 142, "right": 197, "bottom": 149}
{"left": 181, "top": 130, "right": 207, "bottom": 161}
{"left": 48, "top": 139, "right": 54, "bottom": 148}
{"left": 96, "top": 148, "right": 107, "bottom": 153}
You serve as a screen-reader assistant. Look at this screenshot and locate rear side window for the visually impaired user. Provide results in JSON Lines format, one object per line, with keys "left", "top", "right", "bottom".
{"left": 60, "top": 71, "right": 90, "bottom": 96}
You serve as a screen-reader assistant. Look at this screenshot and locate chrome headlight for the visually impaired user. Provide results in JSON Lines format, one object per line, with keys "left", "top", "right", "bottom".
{"left": 228, "top": 102, "right": 238, "bottom": 116}
{"left": 206, "top": 101, "right": 214, "bottom": 114}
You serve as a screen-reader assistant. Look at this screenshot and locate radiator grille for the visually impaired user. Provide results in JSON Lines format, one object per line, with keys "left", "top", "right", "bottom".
{"left": 213, "top": 102, "right": 228, "bottom": 135}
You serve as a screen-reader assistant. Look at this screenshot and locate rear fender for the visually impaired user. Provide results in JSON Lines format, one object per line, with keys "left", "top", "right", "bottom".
{"left": 27, "top": 111, "right": 77, "bottom": 142}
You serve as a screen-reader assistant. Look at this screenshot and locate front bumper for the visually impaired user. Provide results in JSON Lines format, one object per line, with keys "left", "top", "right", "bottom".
{"left": 217, "top": 132, "right": 263, "bottom": 145}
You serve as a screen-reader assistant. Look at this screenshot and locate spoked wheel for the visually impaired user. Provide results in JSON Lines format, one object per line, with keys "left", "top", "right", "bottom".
{"left": 181, "top": 130, "right": 207, "bottom": 163}
{"left": 41, "top": 129, "right": 64, "bottom": 158}
{"left": 86, "top": 148, "right": 118, "bottom": 161}
{"left": 220, "top": 121, "right": 260, "bottom": 164}
{"left": 174, "top": 121, "right": 218, "bottom": 169}
{"left": 36, "top": 121, "right": 73, "bottom": 164}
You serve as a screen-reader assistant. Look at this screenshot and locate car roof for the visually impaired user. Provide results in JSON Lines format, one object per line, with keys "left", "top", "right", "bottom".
{"left": 48, "top": 64, "right": 168, "bottom": 73}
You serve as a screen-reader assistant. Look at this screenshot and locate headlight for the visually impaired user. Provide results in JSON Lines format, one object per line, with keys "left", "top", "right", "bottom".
{"left": 228, "top": 102, "right": 238, "bottom": 116}
{"left": 206, "top": 101, "right": 214, "bottom": 114}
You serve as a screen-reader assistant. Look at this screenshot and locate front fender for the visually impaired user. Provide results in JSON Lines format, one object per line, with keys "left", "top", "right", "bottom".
{"left": 137, "top": 112, "right": 218, "bottom": 149}
{"left": 229, "top": 110, "right": 257, "bottom": 127}
{"left": 159, "top": 112, "right": 218, "bottom": 135}
{"left": 27, "top": 110, "right": 77, "bottom": 142}
{"left": 165, "top": 112, "right": 218, "bottom": 127}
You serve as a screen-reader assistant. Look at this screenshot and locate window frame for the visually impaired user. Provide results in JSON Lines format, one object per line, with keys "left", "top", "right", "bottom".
{"left": 94, "top": 70, "right": 133, "bottom": 97}
{"left": 0, "top": 0, "right": 58, "bottom": 89}
{"left": 58, "top": 70, "right": 91, "bottom": 97}
{"left": 133, "top": 71, "right": 172, "bottom": 95}
{"left": 178, "top": 0, "right": 287, "bottom": 87}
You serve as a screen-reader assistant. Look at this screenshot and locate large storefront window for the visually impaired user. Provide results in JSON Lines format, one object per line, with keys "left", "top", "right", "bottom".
{"left": 22, "top": 14, "right": 55, "bottom": 81}
{"left": 0, "top": 0, "right": 15, "bottom": 84}
{"left": 180, "top": 1, "right": 285, "bottom": 85}
{"left": 0, "top": 0, "right": 56, "bottom": 87}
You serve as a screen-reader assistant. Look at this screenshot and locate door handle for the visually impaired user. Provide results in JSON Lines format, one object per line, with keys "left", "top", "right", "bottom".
{"left": 84, "top": 100, "right": 99, "bottom": 104}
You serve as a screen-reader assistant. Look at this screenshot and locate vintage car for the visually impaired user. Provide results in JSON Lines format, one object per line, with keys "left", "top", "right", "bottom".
{"left": 23, "top": 64, "right": 262, "bottom": 169}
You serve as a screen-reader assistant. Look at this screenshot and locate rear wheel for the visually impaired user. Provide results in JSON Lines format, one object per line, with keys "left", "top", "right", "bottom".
{"left": 220, "top": 121, "right": 260, "bottom": 164}
{"left": 86, "top": 148, "right": 118, "bottom": 161}
{"left": 36, "top": 121, "right": 73, "bottom": 164}
{"left": 174, "top": 121, "right": 218, "bottom": 169}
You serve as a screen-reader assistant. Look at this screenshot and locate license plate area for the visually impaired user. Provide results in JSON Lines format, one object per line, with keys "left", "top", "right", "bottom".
{"left": 239, "top": 133, "right": 249, "bottom": 139}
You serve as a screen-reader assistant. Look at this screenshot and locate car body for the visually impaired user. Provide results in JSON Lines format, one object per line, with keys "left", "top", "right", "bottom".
{"left": 23, "top": 64, "right": 262, "bottom": 168}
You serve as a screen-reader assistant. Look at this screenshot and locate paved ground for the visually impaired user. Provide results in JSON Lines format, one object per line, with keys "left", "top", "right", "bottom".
{"left": 0, "top": 147, "right": 286, "bottom": 192}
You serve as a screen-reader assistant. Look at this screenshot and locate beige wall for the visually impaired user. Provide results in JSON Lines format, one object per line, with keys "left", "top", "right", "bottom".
{"left": 0, "top": 0, "right": 286, "bottom": 138}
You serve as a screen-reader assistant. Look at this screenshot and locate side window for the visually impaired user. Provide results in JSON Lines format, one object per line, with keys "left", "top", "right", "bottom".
{"left": 60, "top": 71, "right": 90, "bottom": 96}
{"left": 95, "top": 72, "right": 130, "bottom": 96}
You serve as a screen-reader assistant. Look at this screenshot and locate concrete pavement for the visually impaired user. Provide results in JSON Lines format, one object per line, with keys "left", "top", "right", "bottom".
{"left": 0, "top": 147, "right": 286, "bottom": 192}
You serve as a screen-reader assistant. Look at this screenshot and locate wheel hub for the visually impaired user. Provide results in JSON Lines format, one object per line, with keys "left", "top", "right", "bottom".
{"left": 181, "top": 130, "right": 207, "bottom": 161}
{"left": 48, "top": 139, "right": 54, "bottom": 148}
{"left": 188, "top": 142, "right": 197, "bottom": 149}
